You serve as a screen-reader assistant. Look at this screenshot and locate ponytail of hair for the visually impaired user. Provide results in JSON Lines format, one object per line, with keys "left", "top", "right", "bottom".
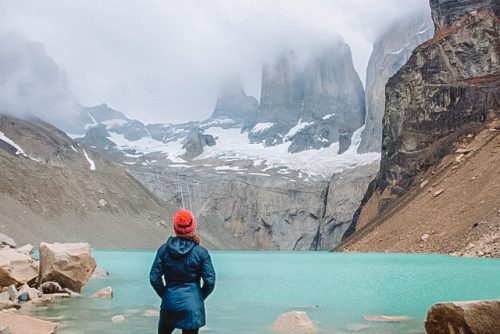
{"left": 191, "top": 235, "right": 200, "bottom": 245}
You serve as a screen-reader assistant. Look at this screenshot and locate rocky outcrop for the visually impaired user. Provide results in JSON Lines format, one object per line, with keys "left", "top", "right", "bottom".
{"left": 248, "top": 42, "right": 365, "bottom": 152}
{"left": 0, "top": 249, "right": 38, "bottom": 287}
{"left": 211, "top": 77, "right": 259, "bottom": 122}
{"left": 425, "top": 300, "right": 500, "bottom": 334}
{"left": 38, "top": 242, "right": 97, "bottom": 292}
{"left": 379, "top": 0, "right": 499, "bottom": 196}
{"left": 358, "top": 12, "right": 434, "bottom": 153}
{"left": 272, "top": 311, "right": 317, "bottom": 333}
{"left": 341, "top": 0, "right": 500, "bottom": 251}
{"left": 182, "top": 131, "right": 216, "bottom": 160}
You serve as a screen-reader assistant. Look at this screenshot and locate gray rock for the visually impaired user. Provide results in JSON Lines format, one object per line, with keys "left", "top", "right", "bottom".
{"left": 358, "top": 12, "right": 433, "bottom": 153}
{"left": 128, "top": 160, "right": 379, "bottom": 251}
{"left": 182, "top": 131, "right": 216, "bottom": 160}
{"left": 338, "top": 133, "right": 352, "bottom": 155}
{"left": 249, "top": 41, "right": 365, "bottom": 153}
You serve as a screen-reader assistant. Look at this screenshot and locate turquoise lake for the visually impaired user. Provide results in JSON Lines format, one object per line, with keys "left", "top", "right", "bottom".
{"left": 26, "top": 251, "right": 500, "bottom": 333}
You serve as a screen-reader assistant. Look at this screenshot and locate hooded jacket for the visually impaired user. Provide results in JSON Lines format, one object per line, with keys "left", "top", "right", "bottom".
{"left": 149, "top": 236, "right": 216, "bottom": 329}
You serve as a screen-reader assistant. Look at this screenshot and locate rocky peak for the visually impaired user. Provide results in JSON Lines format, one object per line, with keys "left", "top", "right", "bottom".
{"left": 211, "top": 77, "right": 258, "bottom": 122}
{"left": 248, "top": 42, "right": 365, "bottom": 153}
{"left": 358, "top": 12, "right": 434, "bottom": 153}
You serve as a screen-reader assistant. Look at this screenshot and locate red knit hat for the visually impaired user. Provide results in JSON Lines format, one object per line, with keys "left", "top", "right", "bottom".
{"left": 173, "top": 210, "right": 197, "bottom": 238}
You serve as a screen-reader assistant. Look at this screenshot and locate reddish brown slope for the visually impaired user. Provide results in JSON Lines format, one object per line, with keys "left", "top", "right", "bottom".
{"left": 339, "top": 119, "right": 500, "bottom": 257}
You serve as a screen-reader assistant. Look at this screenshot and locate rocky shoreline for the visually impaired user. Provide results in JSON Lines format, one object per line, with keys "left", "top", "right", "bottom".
{"left": 0, "top": 234, "right": 106, "bottom": 334}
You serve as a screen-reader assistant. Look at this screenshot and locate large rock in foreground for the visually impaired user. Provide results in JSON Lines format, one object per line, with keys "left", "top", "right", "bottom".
{"left": 38, "top": 242, "right": 96, "bottom": 292}
{"left": 425, "top": 300, "right": 500, "bottom": 334}
{"left": 0, "top": 313, "right": 55, "bottom": 334}
{"left": 0, "top": 249, "right": 38, "bottom": 287}
{"left": 272, "top": 311, "right": 318, "bottom": 333}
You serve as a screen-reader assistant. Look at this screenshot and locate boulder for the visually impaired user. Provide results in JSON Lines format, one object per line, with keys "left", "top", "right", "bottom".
{"left": 0, "top": 326, "right": 10, "bottom": 334}
{"left": 0, "top": 249, "right": 38, "bottom": 287}
{"left": 0, "top": 313, "right": 55, "bottom": 334}
{"left": 425, "top": 300, "right": 500, "bottom": 334}
{"left": 16, "top": 244, "right": 34, "bottom": 255}
{"left": 38, "top": 242, "right": 96, "bottom": 293}
{"left": 91, "top": 286, "right": 113, "bottom": 299}
{"left": 18, "top": 285, "right": 40, "bottom": 301}
{"left": 0, "top": 234, "right": 16, "bottom": 248}
{"left": 40, "top": 281, "right": 64, "bottom": 294}
{"left": 272, "top": 311, "right": 317, "bottom": 333}
{"left": 92, "top": 267, "right": 109, "bottom": 278}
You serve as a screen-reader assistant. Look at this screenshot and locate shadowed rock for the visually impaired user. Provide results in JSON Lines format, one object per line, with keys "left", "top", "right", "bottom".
{"left": 425, "top": 300, "right": 500, "bottom": 334}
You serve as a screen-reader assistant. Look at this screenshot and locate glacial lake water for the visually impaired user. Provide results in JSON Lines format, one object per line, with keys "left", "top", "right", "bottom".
{"left": 25, "top": 251, "right": 500, "bottom": 334}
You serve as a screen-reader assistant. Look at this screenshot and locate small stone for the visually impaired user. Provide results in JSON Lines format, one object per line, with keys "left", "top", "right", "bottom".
{"left": 92, "top": 267, "right": 109, "bottom": 278}
{"left": 455, "top": 154, "right": 465, "bottom": 163}
{"left": 421, "top": 234, "right": 430, "bottom": 241}
{"left": 7, "top": 286, "right": 16, "bottom": 302}
{"left": 97, "top": 199, "right": 107, "bottom": 208}
{"left": 420, "top": 180, "right": 429, "bottom": 189}
{"left": 433, "top": 189, "right": 444, "bottom": 197}
{"left": 92, "top": 286, "right": 113, "bottom": 299}
{"left": 111, "top": 315, "right": 125, "bottom": 323}
{"left": 143, "top": 309, "right": 159, "bottom": 317}
{"left": 272, "top": 311, "right": 317, "bottom": 333}
{"left": 0, "top": 326, "right": 10, "bottom": 334}
{"left": 40, "top": 282, "right": 64, "bottom": 294}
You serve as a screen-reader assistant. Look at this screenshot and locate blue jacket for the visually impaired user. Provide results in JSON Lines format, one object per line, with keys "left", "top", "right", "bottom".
{"left": 149, "top": 237, "right": 216, "bottom": 329}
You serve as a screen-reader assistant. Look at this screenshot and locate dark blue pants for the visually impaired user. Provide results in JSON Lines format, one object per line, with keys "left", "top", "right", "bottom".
{"left": 158, "top": 312, "right": 199, "bottom": 334}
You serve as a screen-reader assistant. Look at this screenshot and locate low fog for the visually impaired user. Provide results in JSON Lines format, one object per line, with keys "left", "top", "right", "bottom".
{"left": 0, "top": 0, "right": 430, "bottom": 124}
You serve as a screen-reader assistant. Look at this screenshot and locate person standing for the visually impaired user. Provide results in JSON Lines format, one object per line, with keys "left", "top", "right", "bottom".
{"left": 150, "top": 210, "right": 216, "bottom": 334}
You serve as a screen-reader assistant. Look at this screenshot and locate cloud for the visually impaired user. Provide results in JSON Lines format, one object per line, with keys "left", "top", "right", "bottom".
{"left": 0, "top": 0, "right": 430, "bottom": 124}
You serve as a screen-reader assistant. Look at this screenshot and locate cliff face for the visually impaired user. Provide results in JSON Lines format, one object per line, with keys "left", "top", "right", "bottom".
{"left": 342, "top": 0, "right": 500, "bottom": 247}
{"left": 248, "top": 43, "right": 365, "bottom": 153}
{"left": 358, "top": 13, "right": 434, "bottom": 153}
{"left": 128, "top": 159, "right": 378, "bottom": 250}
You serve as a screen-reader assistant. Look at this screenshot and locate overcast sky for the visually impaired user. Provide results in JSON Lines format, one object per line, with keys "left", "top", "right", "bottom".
{"left": 0, "top": 0, "right": 429, "bottom": 124}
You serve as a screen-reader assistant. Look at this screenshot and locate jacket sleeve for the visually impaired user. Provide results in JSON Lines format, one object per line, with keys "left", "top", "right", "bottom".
{"left": 149, "top": 246, "right": 165, "bottom": 298}
{"left": 200, "top": 250, "right": 216, "bottom": 300}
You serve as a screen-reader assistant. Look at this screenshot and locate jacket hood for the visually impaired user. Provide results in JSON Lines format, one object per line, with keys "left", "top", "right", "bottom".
{"left": 166, "top": 236, "right": 196, "bottom": 258}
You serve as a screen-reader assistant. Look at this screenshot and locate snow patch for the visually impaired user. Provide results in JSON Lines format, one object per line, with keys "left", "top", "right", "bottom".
{"left": 251, "top": 122, "right": 274, "bottom": 133}
{"left": 107, "top": 131, "right": 186, "bottom": 163}
{"left": 196, "top": 126, "right": 379, "bottom": 176}
{"left": 102, "top": 118, "right": 128, "bottom": 128}
{"left": 322, "top": 114, "right": 335, "bottom": 120}
{"left": 70, "top": 145, "right": 78, "bottom": 152}
{"left": 285, "top": 119, "right": 313, "bottom": 139}
{"left": 0, "top": 131, "right": 27, "bottom": 157}
{"left": 214, "top": 166, "right": 246, "bottom": 171}
{"left": 82, "top": 149, "right": 96, "bottom": 171}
